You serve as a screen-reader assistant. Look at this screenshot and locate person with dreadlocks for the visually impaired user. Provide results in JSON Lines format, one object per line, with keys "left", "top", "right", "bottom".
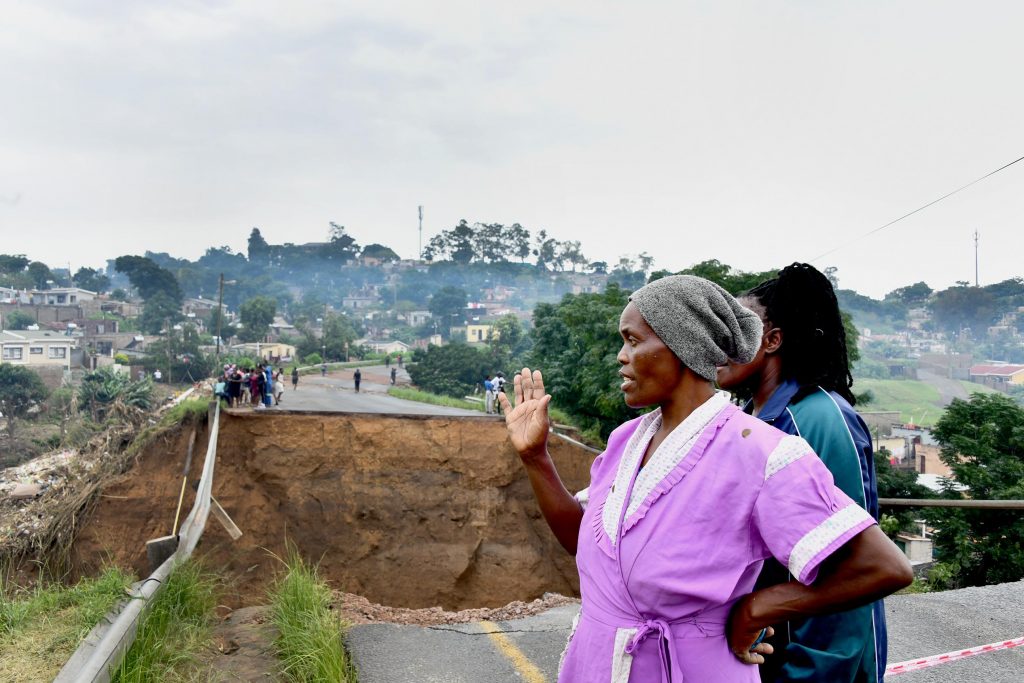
{"left": 716, "top": 263, "right": 884, "bottom": 683}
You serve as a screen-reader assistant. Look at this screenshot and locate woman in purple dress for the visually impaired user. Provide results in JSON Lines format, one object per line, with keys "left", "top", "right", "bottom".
{"left": 499, "top": 275, "right": 911, "bottom": 683}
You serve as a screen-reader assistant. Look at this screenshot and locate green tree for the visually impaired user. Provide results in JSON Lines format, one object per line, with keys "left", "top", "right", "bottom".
{"left": 927, "top": 393, "right": 1024, "bottom": 587}
{"left": 407, "top": 342, "right": 491, "bottom": 397}
{"left": 884, "top": 281, "right": 933, "bottom": 307}
{"left": 558, "top": 240, "right": 587, "bottom": 272}
{"left": 428, "top": 287, "right": 468, "bottom": 339}
{"left": 533, "top": 230, "right": 558, "bottom": 269}
{"left": 138, "top": 291, "right": 183, "bottom": 335}
{"left": 508, "top": 223, "right": 532, "bottom": 262}
{"left": 206, "top": 306, "right": 237, "bottom": 343}
{"left": 529, "top": 283, "right": 634, "bottom": 440}
{"left": 5, "top": 310, "right": 36, "bottom": 330}
{"left": 0, "top": 364, "right": 50, "bottom": 437}
{"left": 320, "top": 312, "right": 360, "bottom": 361}
{"left": 930, "top": 284, "right": 999, "bottom": 337}
{"left": 677, "top": 259, "right": 776, "bottom": 295}
{"left": 324, "top": 222, "right": 360, "bottom": 263}
{"left": 73, "top": 266, "right": 110, "bottom": 293}
{"left": 238, "top": 296, "right": 277, "bottom": 342}
{"left": 114, "top": 255, "right": 183, "bottom": 302}
{"left": 27, "top": 261, "right": 55, "bottom": 289}
{"left": 0, "top": 254, "right": 29, "bottom": 274}
{"left": 247, "top": 227, "right": 270, "bottom": 263}
{"left": 426, "top": 220, "right": 476, "bottom": 264}
{"left": 873, "top": 447, "right": 934, "bottom": 538}
{"left": 361, "top": 243, "right": 400, "bottom": 262}
{"left": 488, "top": 314, "right": 530, "bottom": 370}
{"left": 141, "top": 325, "right": 217, "bottom": 383}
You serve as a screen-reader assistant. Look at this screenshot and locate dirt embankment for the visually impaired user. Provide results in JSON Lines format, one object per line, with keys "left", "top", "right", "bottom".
{"left": 72, "top": 410, "right": 596, "bottom": 610}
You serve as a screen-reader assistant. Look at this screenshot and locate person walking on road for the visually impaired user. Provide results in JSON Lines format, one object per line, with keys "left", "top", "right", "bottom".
{"left": 385, "top": 355, "right": 391, "bottom": 369}
{"left": 494, "top": 372, "right": 506, "bottom": 415}
{"left": 390, "top": 367, "right": 397, "bottom": 386}
{"left": 353, "top": 368, "right": 362, "bottom": 393}
{"left": 291, "top": 366, "right": 299, "bottom": 390}
{"left": 273, "top": 367, "right": 285, "bottom": 405}
{"left": 397, "top": 354, "right": 403, "bottom": 368}
{"left": 321, "top": 363, "right": 327, "bottom": 377}
{"left": 484, "top": 375, "right": 495, "bottom": 414}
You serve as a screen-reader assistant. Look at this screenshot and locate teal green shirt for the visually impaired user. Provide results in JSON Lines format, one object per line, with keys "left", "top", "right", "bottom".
{"left": 750, "top": 380, "right": 885, "bottom": 683}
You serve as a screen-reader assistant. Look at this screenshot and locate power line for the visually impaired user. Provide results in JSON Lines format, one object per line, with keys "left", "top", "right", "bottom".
{"left": 809, "top": 154, "right": 1024, "bottom": 262}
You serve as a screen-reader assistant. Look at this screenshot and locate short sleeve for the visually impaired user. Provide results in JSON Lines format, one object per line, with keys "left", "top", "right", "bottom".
{"left": 574, "top": 487, "right": 590, "bottom": 510}
{"left": 753, "top": 435, "right": 875, "bottom": 584}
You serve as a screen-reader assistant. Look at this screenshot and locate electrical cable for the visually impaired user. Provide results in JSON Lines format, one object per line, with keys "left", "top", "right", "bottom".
{"left": 809, "top": 154, "right": 1024, "bottom": 262}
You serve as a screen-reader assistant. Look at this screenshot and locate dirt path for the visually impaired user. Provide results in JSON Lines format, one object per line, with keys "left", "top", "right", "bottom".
{"left": 916, "top": 368, "right": 970, "bottom": 406}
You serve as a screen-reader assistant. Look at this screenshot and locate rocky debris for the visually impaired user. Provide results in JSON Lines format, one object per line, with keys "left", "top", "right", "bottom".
{"left": 0, "top": 449, "right": 77, "bottom": 497}
{"left": 0, "top": 449, "right": 82, "bottom": 545}
{"left": 9, "top": 483, "right": 42, "bottom": 500}
{"left": 333, "top": 591, "right": 579, "bottom": 626}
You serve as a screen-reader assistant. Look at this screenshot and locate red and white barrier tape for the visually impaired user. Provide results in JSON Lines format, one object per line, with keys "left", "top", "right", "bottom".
{"left": 886, "top": 635, "right": 1024, "bottom": 675}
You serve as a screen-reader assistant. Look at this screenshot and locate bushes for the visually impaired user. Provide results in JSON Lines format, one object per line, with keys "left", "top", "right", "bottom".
{"left": 77, "top": 367, "right": 153, "bottom": 422}
{"left": 406, "top": 343, "right": 492, "bottom": 398}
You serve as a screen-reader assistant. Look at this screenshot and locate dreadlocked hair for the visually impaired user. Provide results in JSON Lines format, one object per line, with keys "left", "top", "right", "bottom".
{"left": 745, "top": 263, "right": 856, "bottom": 404}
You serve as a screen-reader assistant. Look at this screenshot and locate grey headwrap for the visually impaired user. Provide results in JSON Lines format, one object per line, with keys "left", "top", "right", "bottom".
{"left": 628, "top": 275, "right": 763, "bottom": 380}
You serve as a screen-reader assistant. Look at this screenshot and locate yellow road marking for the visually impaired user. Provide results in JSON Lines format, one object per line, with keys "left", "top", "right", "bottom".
{"left": 479, "top": 620, "right": 548, "bottom": 683}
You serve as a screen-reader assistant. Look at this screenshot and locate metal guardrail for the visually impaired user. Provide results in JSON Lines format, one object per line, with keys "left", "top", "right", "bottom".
{"left": 54, "top": 401, "right": 222, "bottom": 683}
{"left": 880, "top": 498, "right": 1024, "bottom": 509}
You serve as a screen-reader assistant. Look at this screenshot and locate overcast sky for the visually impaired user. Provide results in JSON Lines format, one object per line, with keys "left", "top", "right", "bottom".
{"left": 3, "top": 1, "right": 1023, "bottom": 298}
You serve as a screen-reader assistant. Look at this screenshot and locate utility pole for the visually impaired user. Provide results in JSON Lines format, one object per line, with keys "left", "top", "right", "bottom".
{"left": 166, "top": 318, "right": 172, "bottom": 384}
{"left": 418, "top": 205, "right": 423, "bottom": 260}
{"left": 974, "top": 229, "right": 980, "bottom": 287}
{"left": 216, "top": 273, "right": 225, "bottom": 359}
{"left": 215, "top": 274, "right": 236, "bottom": 360}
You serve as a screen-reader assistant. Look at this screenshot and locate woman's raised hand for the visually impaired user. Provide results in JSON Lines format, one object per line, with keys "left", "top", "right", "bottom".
{"left": 498, "top": 368, "right": 552, "bottom": 460}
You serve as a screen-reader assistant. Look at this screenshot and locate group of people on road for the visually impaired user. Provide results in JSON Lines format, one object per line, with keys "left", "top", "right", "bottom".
{"left": 501, "top": 263, "right": 912, "bottom": 683}
{"left": 214, "top": 363, "right": 288, "bottom": 408}
{"left": 483, "top": 372, "right": 507, "bottom": 414}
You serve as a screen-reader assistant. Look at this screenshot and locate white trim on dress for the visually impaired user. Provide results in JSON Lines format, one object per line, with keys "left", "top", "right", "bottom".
{"left": 788, "top": 503, "right": 874, "bottom": 581}
{"left": 764, "top": 435, "right": 812, "bottom": 481}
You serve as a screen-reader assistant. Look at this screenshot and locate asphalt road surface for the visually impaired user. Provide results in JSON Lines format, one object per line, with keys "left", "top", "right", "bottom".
{"left": 251, "top": 365, "right": 483, "bottom": 417}
{"left": 347, "top": 581, "right": 1024, "bottom": 682}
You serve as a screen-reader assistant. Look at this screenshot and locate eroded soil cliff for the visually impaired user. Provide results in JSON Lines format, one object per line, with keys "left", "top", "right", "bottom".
{"left": 71, "top": 409, "right": 595, "bottom": 609}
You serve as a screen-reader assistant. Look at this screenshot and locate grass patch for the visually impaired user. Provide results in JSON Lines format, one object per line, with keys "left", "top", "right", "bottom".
{"left": 0, "top": 566, "right": 134, "bottom": 682}
{"left": 857, "top": 378, "right": 1003, "bottom": 426}
{"left": 159, "top": 397, "right": 210, "bottom": 427}
{"left": 387, "top": 386, "right": 486, "bottom": 412}
{"left": 855, "top": 379, "right": 944, "bottom": 426}
{"left": 956, "top": 380, "right": 998, "bottom": 397}
{"left": 269, "top": 549, "right": 354, "bottom": 682}
{"left": 112, "top": 559, "right": 218, "bottom": 682}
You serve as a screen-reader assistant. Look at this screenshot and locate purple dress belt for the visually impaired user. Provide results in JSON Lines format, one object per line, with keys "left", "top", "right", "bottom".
{"left": 580, "top": 602, "right": 733, "bottom": 682}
